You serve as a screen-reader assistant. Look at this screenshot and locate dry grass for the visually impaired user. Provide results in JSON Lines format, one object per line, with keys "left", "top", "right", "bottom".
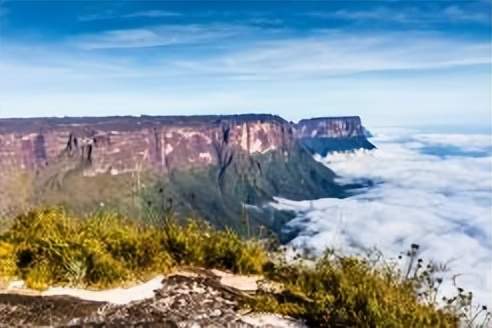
{"left": 0, "top": 208, "right": 266, "bottom": 289}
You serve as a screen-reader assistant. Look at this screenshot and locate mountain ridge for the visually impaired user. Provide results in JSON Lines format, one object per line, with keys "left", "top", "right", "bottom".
{"left": 0, "top": 114, "right": 374, "bottom": 233}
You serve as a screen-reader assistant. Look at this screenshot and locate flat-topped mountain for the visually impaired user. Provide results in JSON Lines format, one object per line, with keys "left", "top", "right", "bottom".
{"left": 296, "top": 116, "right": 375, "bottom": 155}
{"left": 0, "top": 114, "right": 374, "bottom": 233}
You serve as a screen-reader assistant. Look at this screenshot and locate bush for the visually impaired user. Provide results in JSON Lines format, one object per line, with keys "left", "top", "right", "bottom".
{"left": 0, "top": 208, "right": 267, "bottom": 289}
{"left": 159, "top": 218, "right": 268, "bottom": 274}
{"left": 160, "top": 219, "right": 207, "bottom": 265}
{"left": 204, "top": 229, "right": 267, "bottom": 274}
{"left": 251, "top": 250, "right": 459, "bottom": 327}
{"left": 1, "top": 208, "right": 173, "bottom": 289}
{"left": 0, "top": 241, "right": 16, "bottom": 285}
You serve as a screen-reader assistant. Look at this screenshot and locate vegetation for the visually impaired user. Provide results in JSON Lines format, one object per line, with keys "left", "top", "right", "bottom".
{"left": 0, "top": 208, "right": 489, "bottom": 327}
{"left": 252, "top": 250, "right": 458, "bottom": 327}
{"left": 0, "top": 208, "right": 266, "bottom": 289}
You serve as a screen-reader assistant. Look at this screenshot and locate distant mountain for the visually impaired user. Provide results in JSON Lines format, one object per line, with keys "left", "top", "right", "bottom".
{"left": 0, "top": 114, "right": 374, "bottom": 234}
{"left": 295, "top": 116, "right": 375, "bottom": 156}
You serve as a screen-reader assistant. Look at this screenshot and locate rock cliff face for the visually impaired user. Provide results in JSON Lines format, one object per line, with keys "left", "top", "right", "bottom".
{"left": 295, "top": 116, "right": 375, "bottom": 156}
{"left": 0, "top": 114, "right": 373, "bottom": 232}
{"left": 0, "top": 115, "right": 293, "bottom": 177}
{"left": 0, "top": 115, "right": 373, "bottom": 176}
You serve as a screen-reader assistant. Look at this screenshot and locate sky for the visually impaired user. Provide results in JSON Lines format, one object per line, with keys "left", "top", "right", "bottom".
{"left": 0, "top": 0, "right": 490, "bottom": 127}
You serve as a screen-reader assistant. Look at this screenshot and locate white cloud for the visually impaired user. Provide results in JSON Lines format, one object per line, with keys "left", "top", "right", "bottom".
{"left": 71, "top": 24, "right": 258, "bottom": 49}
{"left": 273, "top": 129, "right": 492, "bottom": 305}
{"left": 309, "top": 4, "right": 491, "bottom": 25}
{"left": 68, "top": 25, "right": 490, "bottom": 74}
{"left": 171, "top": 31, "right": 490, "bottom": 79}
{"left": 4, "top": 28, "right": 490, "bottom": 80}
{"left": 122, "top": 10, "right": 182, "bottom": 19}
{"left": 79, "top": 10, "right": 181, "bottom": 22}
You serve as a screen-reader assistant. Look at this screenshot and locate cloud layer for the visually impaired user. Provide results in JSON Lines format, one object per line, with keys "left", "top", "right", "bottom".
{"left": 274, "top": 129, "right": 492, "bottom": 305}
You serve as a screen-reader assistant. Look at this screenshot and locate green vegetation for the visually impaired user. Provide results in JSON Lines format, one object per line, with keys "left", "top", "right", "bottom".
{"left": 0, "top": 208, "right": 266, "bottom": 289}
{"left": 253, "top": 251, "right": 458, "bottom": 327}
{"left": 0, "top": 208, "right": 489, "bottom": 327}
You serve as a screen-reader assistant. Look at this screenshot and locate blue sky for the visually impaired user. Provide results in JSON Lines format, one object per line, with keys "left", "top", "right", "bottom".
{"left": 0, "top": 0, "right": 490, "bottom": 127}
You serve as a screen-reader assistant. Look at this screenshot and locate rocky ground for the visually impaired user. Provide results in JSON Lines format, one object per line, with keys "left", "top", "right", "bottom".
{"left": 0, "top": 272, "right": 304, "bottom": 328}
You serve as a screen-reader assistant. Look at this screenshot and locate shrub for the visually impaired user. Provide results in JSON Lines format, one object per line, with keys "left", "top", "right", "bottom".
{"left": 203, "top": 228, "right": 267, "bottom": 274}
{"left": 158, "top": 217, "right": 268, "bottom": 275}
{"left": 252, "top": 251, "right": 459, "bottom": 327}
{"left": 79, "top": 213, "right": 172, "bottom": 277}
{"left": 24, "top": 260, "right": 53, "bottom": 290}
{"left": 1, "top": 208, "right": 174, "bottom": 289}
{"left": 0, "top": 241, "right": 16, "bottom": 285}
{"left": 160, "top": 219, "right": 207, "bottom": 265}
{"left": 0, "top": 208, "right": 267, "bottom": 289}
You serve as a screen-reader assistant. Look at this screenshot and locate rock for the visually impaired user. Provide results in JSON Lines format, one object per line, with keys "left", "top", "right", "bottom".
{"left": 295, "top": 116, "right": 375, "bottom": 155}
{"left": 241, "top": 313, "right": 307, "bottom": 328}
{"left": 0, "top": 274, "right": 267, "bottom": 327}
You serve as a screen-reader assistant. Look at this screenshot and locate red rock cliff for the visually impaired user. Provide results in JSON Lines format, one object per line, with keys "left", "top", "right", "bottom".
{"left": 0, "top": 115, "right": 294, "bottom": 177}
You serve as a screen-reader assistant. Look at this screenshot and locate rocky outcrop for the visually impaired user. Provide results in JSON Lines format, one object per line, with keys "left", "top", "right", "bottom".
{"left": 295, "top": 116, "right": 375, "bottom": 156}
{"left": 0, "top": 273, "right": 304, "bottom": 327}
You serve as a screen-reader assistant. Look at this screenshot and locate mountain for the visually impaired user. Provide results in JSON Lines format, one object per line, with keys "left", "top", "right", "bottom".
{"left": 0, "top": 114, "right": 374, "bottom": 234}
{"left": 296, "top": 116, "right": 375, "bottom": 156}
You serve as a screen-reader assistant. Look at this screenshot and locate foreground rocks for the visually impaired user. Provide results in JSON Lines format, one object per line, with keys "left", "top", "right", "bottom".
{"left": 0, "top": 273, "right": 305, "bottom": 328}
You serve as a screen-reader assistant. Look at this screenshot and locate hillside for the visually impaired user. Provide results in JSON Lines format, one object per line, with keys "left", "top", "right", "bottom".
{"left": 0, "top": 114, "right": 374, "bottom": 234}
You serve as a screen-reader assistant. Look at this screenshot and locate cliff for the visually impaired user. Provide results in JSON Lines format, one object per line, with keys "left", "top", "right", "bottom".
{"left": 295, "top": 116, "right": 375, "bottom": 156}
{"left": 0, "top": 114, "right": 372, "bottom": 232}
{"left": 0, "top": 115, "right": 293, "bottom": 176}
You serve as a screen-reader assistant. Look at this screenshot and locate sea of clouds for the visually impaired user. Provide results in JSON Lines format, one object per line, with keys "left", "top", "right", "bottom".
{"left": 274, "top": 128, "right": 492, "bottom": 305}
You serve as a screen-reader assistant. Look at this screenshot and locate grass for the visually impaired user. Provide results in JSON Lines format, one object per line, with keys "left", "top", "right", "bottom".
{"left": 0, "top": 208, "right": 488, "bottom": 327}
{"left": 0, "top": 208, "right": 266, "bottom": 289}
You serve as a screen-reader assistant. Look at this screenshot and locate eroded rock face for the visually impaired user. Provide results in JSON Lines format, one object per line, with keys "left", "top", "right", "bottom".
{"left": 295, "top": 116, "right": 369, "bottom": 139}
{"left": 294, "top": 116, "right": 375, "bottom": 155}
{"left": 0, "top": 115, "right": 374, "bottom": 177}
{"left": 0, "top": 115, "right": 294, "bottom": 177}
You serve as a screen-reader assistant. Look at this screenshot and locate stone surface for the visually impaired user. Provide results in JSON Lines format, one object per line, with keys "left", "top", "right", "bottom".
{"left": 0, "top": 115, "right": 372, "bottom": 176}
{"left": 0, "top": 115, "right": 294, "bottom": 176}
{"left": 0, "top": 274, "right": 306, "bottom": 328}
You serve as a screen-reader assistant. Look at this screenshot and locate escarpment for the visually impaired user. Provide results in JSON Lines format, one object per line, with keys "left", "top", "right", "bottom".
{"left": 0, "top": 114, "right": 373, "bottom": 232}
{"left": 295, "top": 116, "right": 375, "bottom": 155}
